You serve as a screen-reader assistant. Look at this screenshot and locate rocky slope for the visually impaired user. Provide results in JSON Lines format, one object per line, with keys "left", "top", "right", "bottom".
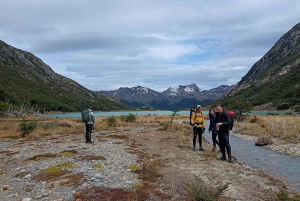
{"left": 0, "top": 40, "right": 131, "bottom": 112}
{"left": 226, "top": 23, "right": 300, "bottom": 110}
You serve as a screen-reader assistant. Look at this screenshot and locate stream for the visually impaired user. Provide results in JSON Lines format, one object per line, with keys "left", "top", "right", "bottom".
{"left": 203, "top": 120, "right": 300, "bottom": 192}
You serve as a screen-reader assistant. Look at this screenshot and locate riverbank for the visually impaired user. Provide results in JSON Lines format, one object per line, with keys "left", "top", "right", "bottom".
{"left": 1, "top": 116, "right": 299, "bottom": 201}
{"left": 231, "top": 130, "right": 300, "bottom": 157}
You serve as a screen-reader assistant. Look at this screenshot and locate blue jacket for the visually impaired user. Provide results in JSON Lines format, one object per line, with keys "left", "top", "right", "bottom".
{"left": 209, "top": 113, "right": 217, "bottom": 132}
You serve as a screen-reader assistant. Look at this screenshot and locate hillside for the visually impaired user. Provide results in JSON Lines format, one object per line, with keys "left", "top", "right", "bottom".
{"left": 223, "top": 23, "right": 300, "bottom": 111}
{"left": 0, "top": 40, "right": 132, "bottom": 112}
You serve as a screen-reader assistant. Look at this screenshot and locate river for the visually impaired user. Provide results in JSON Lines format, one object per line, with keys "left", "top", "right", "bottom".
{"left": 203, "top": 120, "right": 300, "bottom": 192}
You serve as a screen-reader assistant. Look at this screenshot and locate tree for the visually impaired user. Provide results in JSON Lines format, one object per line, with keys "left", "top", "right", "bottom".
{"left": 227, "top": 100, "right": 253, "bottom": 120}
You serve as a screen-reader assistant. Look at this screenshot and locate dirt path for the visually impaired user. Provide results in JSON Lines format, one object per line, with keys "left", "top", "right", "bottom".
{"left": 119, "top": 123, "right": 287, "bottom": 201}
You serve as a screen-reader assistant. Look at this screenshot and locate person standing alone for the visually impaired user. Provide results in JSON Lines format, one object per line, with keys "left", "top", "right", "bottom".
{"left": 190, "top": 105, "right": 205, "bottom": 151}
{"left": 215, "top": 104, "right": 233, "bottom": 163}
{"left": 85, "top": 106, "right": 95, "bottom": 143}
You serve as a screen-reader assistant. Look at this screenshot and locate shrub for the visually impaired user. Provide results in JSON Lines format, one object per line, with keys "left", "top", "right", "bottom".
{"left": 107, "top": 116, "right": 117, "bottom": 127}
{"left": 250, "top": 115, "right": 258, "bottom": 123}
{"left": 125, "top": 113, "right": 136, "bottom": 123}
{"left": 19, "top": 119, "right": 37, "bottom": 137}
{"left": 277, "top": 189, "right": 300, "bottom": 201}
{"left": 184, "top": 175, "right": 229, "bottom": 201}
{"left": 255, "top": 135, "right": 273, "bottom": 146}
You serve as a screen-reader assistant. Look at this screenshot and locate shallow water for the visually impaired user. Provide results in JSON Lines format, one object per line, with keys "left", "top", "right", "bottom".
{"left": 203, "top": 120, "right": 300, "bottom": 192}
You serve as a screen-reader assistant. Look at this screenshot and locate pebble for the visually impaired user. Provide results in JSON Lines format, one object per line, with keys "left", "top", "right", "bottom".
{"left": 0, "top": 132, "right": 139, "bottom": 200}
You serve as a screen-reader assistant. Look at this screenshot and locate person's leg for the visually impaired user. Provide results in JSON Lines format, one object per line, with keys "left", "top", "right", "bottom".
{"left": 192, "top": 127, "right": 197, "bottom": 151}
{"left": 212, "top": 133, "right": 217, "bottom": 151}
{"left": 85, "top": 124, "right": 89, "bottom": 143}
{"left": 224, "top": 131, "right": 232, "bottom": 163}
{"left": 86, "top": 124, "right": 93, "bottom": 143}
{"left": 218, "top": 132, "right": 226, "bottom": 160}
{"left": 197, "top": 129, "right": 204, "bottom": 151}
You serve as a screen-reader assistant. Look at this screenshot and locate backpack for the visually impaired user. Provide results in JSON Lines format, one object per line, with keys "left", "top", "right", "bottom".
{"left": 81, "top": 109, "right": 90, "bottom": 123}
{"left": 227, "top": 110, "right": 235, "bottom": 130}
{"left": 189, "top": 108, "right": 195, "bottom": 126}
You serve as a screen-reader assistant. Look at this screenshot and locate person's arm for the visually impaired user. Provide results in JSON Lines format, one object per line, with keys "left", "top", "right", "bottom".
{"left": 90, "top": 111, "right": 95, "bottom": 123}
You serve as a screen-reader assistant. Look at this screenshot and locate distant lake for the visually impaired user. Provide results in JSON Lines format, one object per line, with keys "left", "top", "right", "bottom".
{"left": 48, "top": 110, "right": 293, "bottom": 118}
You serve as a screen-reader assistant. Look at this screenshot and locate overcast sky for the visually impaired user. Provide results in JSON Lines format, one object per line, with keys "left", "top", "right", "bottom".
{"left": 0, "top": 0, "right": 299, "bottom": 92}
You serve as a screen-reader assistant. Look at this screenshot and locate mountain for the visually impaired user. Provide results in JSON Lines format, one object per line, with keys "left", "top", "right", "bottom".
{"left": 0, "top": 40, "right": 132, "bottom": 112}
{"left": 99, "top": 84, "right": 234, "bottom": 110}
{"left": 223, "top": 23, "right": 300, "bottom": 111}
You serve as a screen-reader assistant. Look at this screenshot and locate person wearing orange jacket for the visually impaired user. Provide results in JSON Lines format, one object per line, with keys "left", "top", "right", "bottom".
{"left": 190, "top": 105, "right": 205, "bottom": 151}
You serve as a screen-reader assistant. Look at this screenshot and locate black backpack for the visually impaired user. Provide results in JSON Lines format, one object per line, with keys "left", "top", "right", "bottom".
{"left": 189, "top": 108, "right": 195, "bottom": 126}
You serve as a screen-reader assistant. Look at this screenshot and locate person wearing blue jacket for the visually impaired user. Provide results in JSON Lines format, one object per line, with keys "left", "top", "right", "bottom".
{"left": 208, "top": 108, "right": 220, "bottom": 152}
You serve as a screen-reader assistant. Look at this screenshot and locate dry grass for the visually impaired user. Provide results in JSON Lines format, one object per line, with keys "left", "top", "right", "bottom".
{"left": 235, "top": 114, "right": 300, "bottom": 143}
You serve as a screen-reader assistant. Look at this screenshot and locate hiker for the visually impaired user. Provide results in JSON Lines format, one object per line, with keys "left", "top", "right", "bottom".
{"left": 190, "top": 105, "right": 205, "bottom": 151}
{"left": 208, "top": 108, "right": 220, "bottom": 152}
{"left": 85, "top": 106, "right": 95, "bottom": 143}
{"left": 215, "top": 104, "right": 233, "bottom": 163}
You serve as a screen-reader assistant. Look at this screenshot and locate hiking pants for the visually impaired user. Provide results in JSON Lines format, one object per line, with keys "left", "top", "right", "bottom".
{"left": 193, "top": 127, "right": 203, "bottom": 148}
{"left": 218, "top": 130, "right": 231, "bottom": 156}
{"left": 212, "top": 131, "right": 220, "bottom": 148}
{"left": 85, "top": 123, "right": 93, "bottom": 142}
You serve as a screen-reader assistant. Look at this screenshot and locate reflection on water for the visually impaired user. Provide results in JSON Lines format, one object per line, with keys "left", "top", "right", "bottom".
{"left": 203, "top": 120, "right": 300, "bottom": 192}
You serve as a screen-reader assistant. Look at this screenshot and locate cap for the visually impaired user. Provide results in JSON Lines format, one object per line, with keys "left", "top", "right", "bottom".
{"left": 196, "top": 105, "right": 201, "bottom": 108}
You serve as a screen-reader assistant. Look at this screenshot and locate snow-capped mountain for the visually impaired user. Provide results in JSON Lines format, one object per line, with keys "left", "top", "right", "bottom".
{"left": 98, "top": 84, "right": 235, "bottom": 110}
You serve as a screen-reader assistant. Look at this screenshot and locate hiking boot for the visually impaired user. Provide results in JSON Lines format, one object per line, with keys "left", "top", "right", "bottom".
{"left": 218, "top": 155, "right": 227, "bottom": 161}
{"left": 193, "top": 147, "right": 196, "bottom": 151}
{"left": 199, "top": 147, "right": 205, "bottom": 151}
{"left": 212, "top": 146, "right": 216, "bottom": 152}
{"left": 228, "top": 155, "right": 233, "bottom": 163}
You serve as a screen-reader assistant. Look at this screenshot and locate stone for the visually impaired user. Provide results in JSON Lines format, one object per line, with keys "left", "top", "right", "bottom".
{"left": 22, "top": 198, "right": 32, "bottom": 201}
{"left": 24, "top": 174, "right": 32, "bottom": 180}
{"left": 2, "top": 185, "right": 9, "bottom": 190}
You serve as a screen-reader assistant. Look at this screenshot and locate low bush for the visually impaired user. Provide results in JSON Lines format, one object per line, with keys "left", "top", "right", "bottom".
{"left": 125, "top": 113, "right": 136, "bottom": 123}
{"left": 184, "top": 175, "right": 229, "bottom": 201}
{"left": 107, "top": 116, "right": 117, "bottom": 127}
{"left": 19, "top": 119, "right": 37, "bottom": 137}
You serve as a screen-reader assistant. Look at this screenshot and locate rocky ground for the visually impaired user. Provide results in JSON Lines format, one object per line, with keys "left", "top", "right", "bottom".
{"left": 0, "top": 119, "right": 296, "bottom": 201}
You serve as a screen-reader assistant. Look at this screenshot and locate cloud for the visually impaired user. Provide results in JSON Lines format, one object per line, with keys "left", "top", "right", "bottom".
{"left": 0, "top": 0, "right": 300, "bottom": 92}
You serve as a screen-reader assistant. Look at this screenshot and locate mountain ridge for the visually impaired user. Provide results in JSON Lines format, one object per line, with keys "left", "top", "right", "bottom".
{"left": 223, "top": 23, "right": 300, "bottom": 111}
{"left": 0, "top": 40, "right": 132, "bottom": 112}
{"left": 99, "top": 84, "right": 235, "bottom": 110}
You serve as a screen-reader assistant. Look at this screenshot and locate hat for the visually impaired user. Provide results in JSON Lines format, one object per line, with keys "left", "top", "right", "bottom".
{"left": 196, "top": 105, "right": 201, "bottom": 108}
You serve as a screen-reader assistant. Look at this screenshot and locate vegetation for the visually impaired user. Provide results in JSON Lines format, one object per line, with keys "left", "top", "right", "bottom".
{"left": 106, "top": 115, "right": 117, "bottom": 128}
{"left": 184, "top": 175, "right": 229, "bottom": 201}
{"left": 220, "top": 54, "right": 300, "bottom": 111}
{"left": 19, "top": 119, "right": 37, "bottom": 137}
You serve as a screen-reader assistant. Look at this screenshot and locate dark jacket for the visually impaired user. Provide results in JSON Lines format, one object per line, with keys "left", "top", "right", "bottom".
{"left": 215, "top": 110, "right": 232, "bottom": 132}
{"left": 209, "top": 113, "right": 217, "bottom": 132}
